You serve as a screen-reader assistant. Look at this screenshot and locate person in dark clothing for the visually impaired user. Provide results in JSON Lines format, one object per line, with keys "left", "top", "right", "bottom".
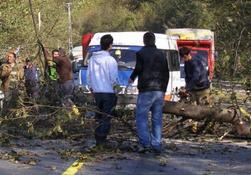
{"left": 179, "top": 47, "right": 211, "bottom": 105}
{"left": 129, "top": 32, "right": 169, "bottom": 153}
{"left": 23, "top": 57, "right": 39, "bottom": 99}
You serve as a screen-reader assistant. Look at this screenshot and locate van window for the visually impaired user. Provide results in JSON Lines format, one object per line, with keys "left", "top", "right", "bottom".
{"left": 85, "top": 48, "right": 180, "bottom": 71}
{"left": 110, "top": 49, "right": 136, "bottom": 68}
{"left": 83, "top": 46, "right": 140, "bottom": 69}
{"left": 166, "top": 50, "right": 180, "bottom": 71}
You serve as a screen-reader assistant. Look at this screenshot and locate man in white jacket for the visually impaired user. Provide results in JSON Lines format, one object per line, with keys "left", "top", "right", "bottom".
{"left": 87, "top": 34, "right": 118, "bottom": 146}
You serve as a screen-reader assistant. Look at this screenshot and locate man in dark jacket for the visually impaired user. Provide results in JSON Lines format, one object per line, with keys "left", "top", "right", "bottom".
{"left": 179, "top": 47, "right": 210, "bottom": 105}
{"left": 129, "top": 32, "right": 169, "bottom": 153}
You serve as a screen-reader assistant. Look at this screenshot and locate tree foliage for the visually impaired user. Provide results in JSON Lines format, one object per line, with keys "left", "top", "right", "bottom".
{"left": 0, "top": 0, "right": 250, "bottom": 80}
{"left": 209, "top": 0, "right": 251, "bottom": 80}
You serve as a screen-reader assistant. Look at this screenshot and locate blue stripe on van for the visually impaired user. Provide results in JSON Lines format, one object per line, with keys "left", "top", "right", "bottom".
{"left": 117, "top": 69, "right": 133, "bottom": 86}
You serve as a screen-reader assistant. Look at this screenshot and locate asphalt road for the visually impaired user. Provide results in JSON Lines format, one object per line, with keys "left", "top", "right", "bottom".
{"left": 0, "top": 138, "right": 251, "bottom": 175}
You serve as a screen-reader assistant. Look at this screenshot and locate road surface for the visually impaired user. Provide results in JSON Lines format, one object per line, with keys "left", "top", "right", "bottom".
{"left": 0, "top": 138, "right": 251, "bottom": 175}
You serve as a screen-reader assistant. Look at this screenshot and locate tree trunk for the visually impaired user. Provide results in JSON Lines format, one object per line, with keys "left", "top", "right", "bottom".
{"left": 163, "top": 101, "right": 251, "bottom": 136}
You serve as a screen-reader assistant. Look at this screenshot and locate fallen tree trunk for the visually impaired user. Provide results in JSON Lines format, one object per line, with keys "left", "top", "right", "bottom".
{"left": 163, "top": 101, "right": 251, "bottom": 136}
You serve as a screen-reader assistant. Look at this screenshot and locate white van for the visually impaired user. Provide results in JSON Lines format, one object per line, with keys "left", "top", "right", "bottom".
{"left": 78, "top": 32, "right": 184, "bottom": 104}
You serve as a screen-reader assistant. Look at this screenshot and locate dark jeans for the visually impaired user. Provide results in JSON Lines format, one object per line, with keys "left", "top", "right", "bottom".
{"left": 57, "top": 80, "right": 75, "bottom": 109}
{"left": 25, "top": 80, "right": 39, "bottom": 99}
{"left": 57, "top": 80, "right": 74, "bottom": 98}
{"left": 94, "top": 93, "right": 117, "bottom": 144}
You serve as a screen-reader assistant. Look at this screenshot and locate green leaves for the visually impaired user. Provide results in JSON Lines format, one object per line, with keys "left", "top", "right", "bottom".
{"left": 0, "top": 0, "right": 250, "bottom": 81}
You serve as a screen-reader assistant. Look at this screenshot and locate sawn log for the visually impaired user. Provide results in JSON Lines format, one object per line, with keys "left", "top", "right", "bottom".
{"left": 163, "top": 101, "right": 251, "bottom": 136}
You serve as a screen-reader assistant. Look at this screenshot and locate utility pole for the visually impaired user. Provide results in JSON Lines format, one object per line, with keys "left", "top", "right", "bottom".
{"left": 38, "top": 11, "right": 41, "bottom": 31}
{"left": 66, "top": 2, "right": 73, "bottom": 55}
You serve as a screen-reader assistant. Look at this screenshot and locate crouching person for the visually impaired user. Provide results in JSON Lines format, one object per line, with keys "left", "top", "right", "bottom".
{"left": 24, "top": 57, "right": 39, "bottom": 99}
{"left": 87, "top": 34, "right": 118, "bottom": 146}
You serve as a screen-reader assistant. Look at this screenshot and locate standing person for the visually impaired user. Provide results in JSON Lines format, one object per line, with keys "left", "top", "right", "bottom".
{"left": 0, "top": 51, "right": 17, "bottom": 97}
{"left": 87, "top": 34, "right": 118, "bottom": 146}
{"left": 53, "top": 48, "right": 74, "bottom": 99}
{"left": 23, "top": 57, "right": 39, "bottom": 99}
{"left": 43, "top": 49, "right": 59, "bottom": 102}
{"left": 49, "top": 49, "right": 59, "bottom": 81}
{"left": 129, "top": 32, "right": 169, "bottom": 153}
{"left": 179, "top": 47, "right": 211, "bottom": 105}
{"left": 53, "top": 48, "right": 79, "bottom": 116}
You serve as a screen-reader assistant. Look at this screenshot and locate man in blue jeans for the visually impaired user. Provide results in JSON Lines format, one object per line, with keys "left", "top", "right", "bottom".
{"left": 129, "top": 32, "right": 169, "bottom": 153}
{"left": 87, "top": 34, "right": 118, "bottom": 146}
